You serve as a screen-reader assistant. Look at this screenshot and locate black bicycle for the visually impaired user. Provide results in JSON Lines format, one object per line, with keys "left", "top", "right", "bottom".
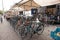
{"left": 18, "top": 21, "right": 44, "bottom": 40}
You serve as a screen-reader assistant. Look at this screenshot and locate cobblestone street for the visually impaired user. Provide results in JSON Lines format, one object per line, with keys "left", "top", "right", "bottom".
{"left": 0, "top": 18, "right": 21, "bottom": 40}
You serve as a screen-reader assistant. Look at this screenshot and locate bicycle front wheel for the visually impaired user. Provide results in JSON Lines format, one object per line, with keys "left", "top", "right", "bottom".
{"left": 37, "top": 24, "right": 44, "bottom": 35}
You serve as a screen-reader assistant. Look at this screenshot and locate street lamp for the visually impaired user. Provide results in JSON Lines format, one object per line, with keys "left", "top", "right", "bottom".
{"left": 2, "top": 0, "right": 4, "bottom": 15}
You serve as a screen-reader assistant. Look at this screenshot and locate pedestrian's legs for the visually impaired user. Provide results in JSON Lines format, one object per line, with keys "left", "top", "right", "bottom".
{"left": 1, "top": 18, "right": 3, "bottom": 23}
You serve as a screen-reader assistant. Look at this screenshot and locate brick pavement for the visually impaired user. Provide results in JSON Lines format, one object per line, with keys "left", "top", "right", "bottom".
{"left": 0, "top": 19, "right": 21, "bottom": 40}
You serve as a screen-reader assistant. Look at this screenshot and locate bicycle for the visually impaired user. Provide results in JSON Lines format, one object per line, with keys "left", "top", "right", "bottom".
{"left": 18, "top": 20, "right": 44, "bottom": 40}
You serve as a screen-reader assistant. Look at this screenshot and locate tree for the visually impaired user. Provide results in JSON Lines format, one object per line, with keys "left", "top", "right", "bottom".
{"left": 0, "top": 10, "right": 3, "bottom": 15}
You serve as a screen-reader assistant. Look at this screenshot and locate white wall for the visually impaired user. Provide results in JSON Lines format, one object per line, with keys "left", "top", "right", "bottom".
{"left": 23, "top": 10, "right": 32, "bottom": 16}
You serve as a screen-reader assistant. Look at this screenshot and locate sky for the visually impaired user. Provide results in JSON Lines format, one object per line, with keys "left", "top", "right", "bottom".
{"left": 0, "top": 0, "right": 60, "bottom": 11}
{"left": 0, "top": 0, "right": 20, "bottom": 11}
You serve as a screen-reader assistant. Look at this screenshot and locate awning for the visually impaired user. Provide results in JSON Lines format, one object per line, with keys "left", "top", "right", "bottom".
{"left": 34, "top": 0, "right": 60, "bottom": 6}
{"left": 12, "top": 0, "right": 40, "bottom": 11}
{"left": 19, "top": 0, "right": 40, "bottom": 11}
{"left": 11, "top": 0, "right": 60, "bottom": 10}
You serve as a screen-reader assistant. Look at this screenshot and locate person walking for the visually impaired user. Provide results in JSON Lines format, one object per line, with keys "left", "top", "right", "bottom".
{"left": 0, "top": 14, "right": 3, "bottom": 23}
{"left": 1, "top": 17, "right": 3, "bottom": 23}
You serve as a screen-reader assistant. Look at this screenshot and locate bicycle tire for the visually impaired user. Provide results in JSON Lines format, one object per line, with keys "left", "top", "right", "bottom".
{"left": 37, "top": 24, "right": 44, "bottom": 35}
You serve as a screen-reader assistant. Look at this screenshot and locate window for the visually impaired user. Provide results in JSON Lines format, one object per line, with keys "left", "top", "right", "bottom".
{"left": 19, "top": 11, "right": 23, "bottom": 15}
